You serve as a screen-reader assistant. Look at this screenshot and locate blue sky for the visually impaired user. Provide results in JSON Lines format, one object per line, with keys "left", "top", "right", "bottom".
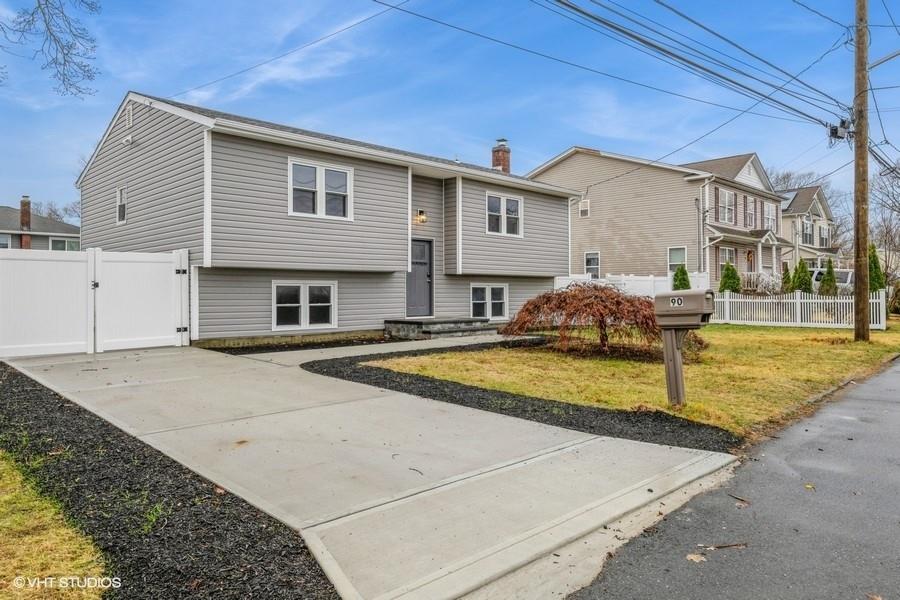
{"left": 1, "top": 0, "right": 898, "bottom": 215}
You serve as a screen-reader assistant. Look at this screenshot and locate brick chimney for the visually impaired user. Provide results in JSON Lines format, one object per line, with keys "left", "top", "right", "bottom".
{"left": 20, "top": 195, "right": 31, "bottom": 249}
{"left": 491, "top": 138, "right": 510, "bottom": 174}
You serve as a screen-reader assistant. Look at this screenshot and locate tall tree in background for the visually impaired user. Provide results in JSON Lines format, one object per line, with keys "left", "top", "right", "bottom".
{"left": 0, "top": 0, "right": 100, "bottom": 95}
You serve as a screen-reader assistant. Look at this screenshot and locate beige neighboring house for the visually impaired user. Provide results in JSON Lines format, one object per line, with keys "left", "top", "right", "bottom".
{"left": 777, "top": 185, "right": 841, "bottom": 270}
{"left": 0, "top": 196, "right": 80, "bottom": 251}
{"left": 528, "top": 148, "right": 789, "bottom": 289}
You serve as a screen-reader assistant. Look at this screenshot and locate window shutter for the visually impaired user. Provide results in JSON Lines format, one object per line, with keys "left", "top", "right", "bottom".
{"left": 743, "top": 195, "right": 747, "bottom": 228}
{"left": 714, "top": 187, "right": 720, "bottom": 222}
{"left": 757, "top": 198, "right": 762, "bottom": 227}
{"left": 715, "top": 246, "right": 720, "bottom": 278}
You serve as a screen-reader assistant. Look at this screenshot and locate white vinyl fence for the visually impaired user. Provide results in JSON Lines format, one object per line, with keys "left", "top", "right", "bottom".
{"left": 555, "top": 272, "right": 711, "bottom": 296}
{"left": 0, "top": 248, "right": 190, "bottom": 357}
{"left": 712, "top": 290, "right": 888, "bottom": 330}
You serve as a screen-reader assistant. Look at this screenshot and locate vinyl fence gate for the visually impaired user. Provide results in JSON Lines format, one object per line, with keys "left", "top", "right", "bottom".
{"left": 0, "top": 248, "right": 190, "bottom": 358}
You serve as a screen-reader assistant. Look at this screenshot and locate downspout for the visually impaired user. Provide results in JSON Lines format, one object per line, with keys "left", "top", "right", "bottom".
{"left": 696, "top": 177, "right": 713, "bottom": 272}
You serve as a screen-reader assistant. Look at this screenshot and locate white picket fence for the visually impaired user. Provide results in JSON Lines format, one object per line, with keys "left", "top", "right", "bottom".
{"left": 555, "top": 272, "right": 711, "bottom": 296}
{"left": 712, "top": 290, "right": 888, "bottom": 330}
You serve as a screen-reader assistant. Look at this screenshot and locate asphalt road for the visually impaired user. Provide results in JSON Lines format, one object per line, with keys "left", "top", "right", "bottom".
{"left": 572, "top": 359, "right": 900, "bottom": 600}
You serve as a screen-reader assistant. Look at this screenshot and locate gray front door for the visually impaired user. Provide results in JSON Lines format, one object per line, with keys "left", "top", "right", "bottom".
{"left": 407, "top": 240, "right": 433, "bottom": 317}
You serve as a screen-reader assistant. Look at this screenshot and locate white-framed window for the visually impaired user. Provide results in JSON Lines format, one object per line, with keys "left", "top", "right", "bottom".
{"left": 50, "top": 238, "right": 80, "bottom": 251}
{"left": 471, "top": 283, "right": 508, "bottom": 320}
{"left": 667, "top": 246, "right": 686, "bottom": 273}
{"left": 818, "top": 225, "right": 830, "bottom": 247}
{"left": 719, "top": 246, "right": 736, "bottom": 276}
{"left": 802, "top": 218, "right": 814, "bottom": 245}
{"left": 288, "top": 158, "right": 354, "bottom": 220}
{"left": 0, "top": 234, "right": 10, "bottom": 249}
{"left": 763, "top": 203, "right": 777, "bottom": 231}
{"left": 485, "top": 193, "right": 523, "bottom": 237}
{"left": 746, "top": 197, "right": 756, "bottom": 228}
{"left": 578, "top": 198, "right": 590, "bottom": 218}
{"left": 116, "top": 187, "right": 127, "bottom": 224}
{"left": 584, "top": 251, "right": 600, "bottom": 279}
{"left": 271, "top": 280, "right": 337, "bottom": 331}
{"left": 718, "top": 190, "right": 736, "bottom": 224}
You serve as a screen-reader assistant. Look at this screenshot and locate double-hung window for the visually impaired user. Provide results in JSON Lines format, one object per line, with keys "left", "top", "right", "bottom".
{"left": 50, "top": 238, "right": 80, "bottom": 251}
{"left": 578, "top": 198, "right": 590, "bottom": 218}
{"left": 289, "top": 159, "right": 353, "bottom": 220}
{"left": 272, "top": 281, "right": 337, "bottom": 330}
{"left": 719, "top": 247, "right": 736, "bottom": 275}
{"left": 584, "top": 252, "right": 600, "bottom": 279}
{"left": 818, "top": 225, "right": 829, "bottom": 247}
{"left": 801, "top": 218, "right": 814, "bottom": 245}
{"left": 718, "top": 190, "right": 736, "bottom": 224}
{"left": 668, "top": 247, "right": 686, "bottom": 273}
{"left": 746, "top": 197, "right": 756, "bottom": 228}
{"left": 486, "top": 193, "right": 522, "bottom": 236}
{"left": 0, "top": 234, "right": 9, "bottom": 249}
{"left": 116, "top": 187, "right": 127, "bottom": 224}
{"left": 763, "top": 203, "right": 777, "bottom": 231}
{"left": 471, "top": 284, "right": 508, "bottom": 320}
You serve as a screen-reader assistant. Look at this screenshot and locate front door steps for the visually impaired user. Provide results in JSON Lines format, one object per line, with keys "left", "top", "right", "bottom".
{"left": 384, "top": 317, "right": 499, "bottom": 340}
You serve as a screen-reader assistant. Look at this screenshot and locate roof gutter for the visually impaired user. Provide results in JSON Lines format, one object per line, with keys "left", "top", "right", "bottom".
{"left": 212, "top": 120, "right": 580, "bottom": 197}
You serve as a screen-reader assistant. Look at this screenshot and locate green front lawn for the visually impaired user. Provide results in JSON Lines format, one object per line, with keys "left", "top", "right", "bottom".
{"left": 372, "top": 321, "right": 900, "bottom": 436}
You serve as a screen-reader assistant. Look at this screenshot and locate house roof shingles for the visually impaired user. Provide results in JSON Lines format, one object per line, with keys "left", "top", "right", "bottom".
{"left": 680, "top": 153, "right": 756, "bottom": 180}
{"left": 0, "top": 206, "right": 80, "bottom": 234}
{"left": 777, "top": 185, "right": 833, "bottom": 220}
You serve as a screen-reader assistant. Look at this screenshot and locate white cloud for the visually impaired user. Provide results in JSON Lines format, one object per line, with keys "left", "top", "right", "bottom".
{"left": 225, "top": 46, "right": 358, "bottom": 100}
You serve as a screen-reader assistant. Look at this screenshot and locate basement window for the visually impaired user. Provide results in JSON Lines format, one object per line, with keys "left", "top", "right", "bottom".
{"left": 471, "top": 284, "right": 508, "bottom": 320}
{"left": 272, "top": 281, "right": 337, "bottom": 330}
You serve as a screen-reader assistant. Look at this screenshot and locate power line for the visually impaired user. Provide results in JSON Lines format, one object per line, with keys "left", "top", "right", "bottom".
{"left": 880, "top": 0, "right": 900, "bottom": 36}
{"left": 870, "top": 76, "right": 889, "bottom": 143}
{"left": 169, "top": 1, "right": 409, "bottom": 99}
{"left": 804, "top": 159, "right": 854, "bottom": 185}
{"left": 778, "top": 138, "right": 827, "bottom": 170}
{"left": 790, "top": 0, "right": 849, "bottom": 30}
{"left": 369, "top": 0, "right": 808, "bottom": 123}
{"left": 654, "top": 0, "right": 850, "bottom": 112}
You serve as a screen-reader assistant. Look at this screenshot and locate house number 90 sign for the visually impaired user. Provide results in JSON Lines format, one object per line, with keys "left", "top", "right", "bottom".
{"left": 669, "top": 297, "right": 684, "bottom": 307}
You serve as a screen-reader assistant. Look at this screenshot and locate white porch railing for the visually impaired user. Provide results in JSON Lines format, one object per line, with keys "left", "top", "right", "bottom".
{"left": 712, "top": 289, "right": 888, "bottom": 330}
{"left": 554, "top": 272, "right": 711, "bottom": 296}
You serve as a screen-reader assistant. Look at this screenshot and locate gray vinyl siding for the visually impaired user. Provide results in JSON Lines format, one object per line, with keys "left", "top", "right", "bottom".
{"left": 9, "top": 234, "right": 19, "bottom": 249}
{"left": 79, "top": 101, "right": 206, "bottom": 264}
{"left": 411, "top": 175, "right": 554, "bottom": 319}
{"left": 5, "top": 234, "right": 49, "bottom": 249}
{"left": 458, "top": 178, "right": 568, "bottom": 277}
{"left": 533, "top": 152, "right": 702, "bottom": 277}
{"left": 210, "top": 133, "right": 408, "bottom": 272}
{"left": 197, "top": 267, "right": 406, "bottom": 339}
{"left": 443, "top": 177, "right": 458, "bottom": 274}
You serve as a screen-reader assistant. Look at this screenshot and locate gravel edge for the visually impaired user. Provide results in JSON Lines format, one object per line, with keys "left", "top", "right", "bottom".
{"left": 302, "top": 340, "right": 741, "bottom": 453}
{"left": 0, "top": 363, "right": 337, "bottom": 600}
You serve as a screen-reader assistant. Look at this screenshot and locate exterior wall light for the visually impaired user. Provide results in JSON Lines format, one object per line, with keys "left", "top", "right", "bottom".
{"left": 415, "top": 209, "right": 428, "bottom": 224}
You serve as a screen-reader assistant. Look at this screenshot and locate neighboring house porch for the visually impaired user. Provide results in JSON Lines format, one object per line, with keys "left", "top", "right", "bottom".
{"left": 708, "top": 225, "right": 787, "bottom": 291}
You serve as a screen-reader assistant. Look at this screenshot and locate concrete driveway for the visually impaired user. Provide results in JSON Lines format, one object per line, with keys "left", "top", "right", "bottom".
{"left": 9, "top": 341, "right": 735, "bottom": 600}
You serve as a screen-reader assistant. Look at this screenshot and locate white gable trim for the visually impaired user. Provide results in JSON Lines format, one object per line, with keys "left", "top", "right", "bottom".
{"left": 75, "top": 92, "right": 215, "bottom": 189}
{"left": 527, "top": 146, "right": 711, "bottom": 180}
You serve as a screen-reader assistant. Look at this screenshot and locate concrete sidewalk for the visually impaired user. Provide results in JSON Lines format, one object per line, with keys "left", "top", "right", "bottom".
{"left": 9, "top": 340, "right": 735, "bottom": 600}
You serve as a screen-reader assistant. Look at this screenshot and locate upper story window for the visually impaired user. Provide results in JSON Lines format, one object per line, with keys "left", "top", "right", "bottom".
{"left": 668, "top": 247, "right": 686, "bottom": 273}
{"left": 746, "top": 197, "right": 756, "bottom": 228}
{"left": 801, "top": 218, "right": 814, "bottom": 245}
{"left": 486, "top": 193, "right": 522, "bottom": 237}
{"left": 718, "top": 190, "right": 736, "bottom": 224}
{"left": 585, "top": 251, "right": 600, "bottom": 279}
{"left": 116, "top": 187, "right": 127, "bottom": 224}
{"left": 819, "top": 225, "right": 830, "bottom": 247}
{"left": 578, "top": 198, "right": 590, "bottom": 218}
{"left": 50, "top": 238, "right": 80, "bottom": 251}
{"left": 763, "top": 203, "right": 777, "bottom": 231}
{"left": 289, "top": 159, "right": 353, "bottom": 221}
{"left": 0, "top": 234, "right": 10, "bottom": 249}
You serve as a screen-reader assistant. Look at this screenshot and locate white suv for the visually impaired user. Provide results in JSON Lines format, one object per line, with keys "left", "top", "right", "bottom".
{"left": 811, "top": 268, "right": 853, "bottom": 294}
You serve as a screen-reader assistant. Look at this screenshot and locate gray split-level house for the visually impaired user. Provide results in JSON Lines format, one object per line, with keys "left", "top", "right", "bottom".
{"left": 77, "top": 92, "right": 577, "bottom": 342}
{"left": 528, "top": 148, "right": 791, "bottom": 289}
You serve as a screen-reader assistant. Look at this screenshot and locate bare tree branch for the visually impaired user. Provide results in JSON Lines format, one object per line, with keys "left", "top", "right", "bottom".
{"left": 1, "top": 0, "right": 100, "bottom": 96}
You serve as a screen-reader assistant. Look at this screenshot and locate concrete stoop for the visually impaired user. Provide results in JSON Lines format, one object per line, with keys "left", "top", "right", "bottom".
{"left": 303, "top": 438, "right": 735, "bottom": 600}
{"left": 384, "top": 318, "right": 499, "bottom": 340}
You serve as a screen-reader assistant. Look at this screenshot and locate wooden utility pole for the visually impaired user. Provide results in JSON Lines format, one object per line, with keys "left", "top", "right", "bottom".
{"left": 853, "top": 0, "right": 870, "bottom": 341}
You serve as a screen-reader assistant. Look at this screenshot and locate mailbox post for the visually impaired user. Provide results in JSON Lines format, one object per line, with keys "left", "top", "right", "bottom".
{"left": 654, "top": 289, "right": 715, "bottom": 408}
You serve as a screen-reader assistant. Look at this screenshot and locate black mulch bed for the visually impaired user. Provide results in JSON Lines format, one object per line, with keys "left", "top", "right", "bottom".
{"left": 303, "top": 340, "right": 741, "bottom": 454}
{"left": 216, "top": 334, "right": 388, "bottom": 355}
{"left": 0, "top": 363, "right": 337, "bottom": 600}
